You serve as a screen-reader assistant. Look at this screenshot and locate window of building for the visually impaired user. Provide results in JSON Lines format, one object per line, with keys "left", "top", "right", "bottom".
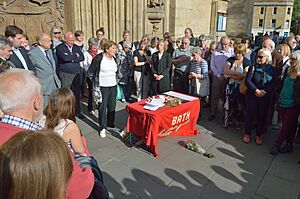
{"left": 217, "top": 13, "right": 227, "bottom": 32}
{"left": 260, "top": 7, "right": 264, "bottom": 15}
{"left": 273, "top": 7, "right": 277, "bottom": 15}
{"left": 285, "top": 20, "right": 290, "bottom": 28}
{"left": 258, "top": 19, "right": 264, "bottom": 28}
{"left": 271, "top": 19, "right": 276, "bottom": 28}
{"left": 287, "top": 7, "right": 291, "bottom": 15}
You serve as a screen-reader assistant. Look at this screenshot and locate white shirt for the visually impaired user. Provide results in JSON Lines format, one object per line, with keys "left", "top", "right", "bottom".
{"left": 99, "top": 55, "right": 117, "bottom": 87}
{"left": 229, "top": 62, "right": 243, "bottom": 84}
{"left": 13, "top": 48, "right": 28, "bottom": 70}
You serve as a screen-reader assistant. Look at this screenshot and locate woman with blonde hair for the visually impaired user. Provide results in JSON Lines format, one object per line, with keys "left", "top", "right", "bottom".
{"left": 271, "top": 50, "right": 300, "bottom": 154}
{"left": 151, "top": 39, "right": 172, "bottom": 95}
{"left": 278, "top": 43, "right": 291, "bottom": 79}
{"left": 50, "top": 25, "right": 63, "bottom": 49}
{"left": 40, "top": 88, "right": 86, "bottom": 156}
{"left": 0, "top": 131, "right": 73, "bottom": 199}
{"left": 243, "top": 48, "right": 276, "bottom": 144}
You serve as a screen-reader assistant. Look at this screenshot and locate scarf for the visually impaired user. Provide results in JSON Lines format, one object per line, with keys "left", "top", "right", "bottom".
{"left": 88, "top": 47, "right": 98, "bottom": 58}
{"left": 255, "top": 63, "right": 273, "bottom": 85}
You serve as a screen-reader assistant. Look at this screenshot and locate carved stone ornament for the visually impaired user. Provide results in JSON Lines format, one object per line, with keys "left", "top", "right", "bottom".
{"left": 0, "top": 0, "right": 64, "bottom": 43}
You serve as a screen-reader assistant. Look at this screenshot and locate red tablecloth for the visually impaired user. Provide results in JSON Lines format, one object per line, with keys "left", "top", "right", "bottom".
{"left": 126, "top": 94, "right": 200, "bottom": 157}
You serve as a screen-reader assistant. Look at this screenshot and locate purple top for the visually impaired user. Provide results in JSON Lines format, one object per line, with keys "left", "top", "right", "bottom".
{"left": 210, "top": 48, "right": 234, "bottom": 78}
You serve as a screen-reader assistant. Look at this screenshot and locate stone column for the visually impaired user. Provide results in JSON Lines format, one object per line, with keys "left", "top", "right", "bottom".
{"left": 226, "top": 0, "right": 255, "bottom": 38}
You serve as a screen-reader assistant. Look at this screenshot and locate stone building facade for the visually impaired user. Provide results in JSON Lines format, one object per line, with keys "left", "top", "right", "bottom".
{"left": 251, "top": 0, "right": 294, "bottom": 37}
{"left": 0, "top": 0, "right": 230, "bottom": 44}
{"left": 64, "top": 0, "right": 230, "bottom": 43}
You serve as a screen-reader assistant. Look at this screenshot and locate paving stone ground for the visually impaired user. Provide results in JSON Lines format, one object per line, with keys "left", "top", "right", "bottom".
{"left": 77, "top": 99, "right": 300, "bottom": 199}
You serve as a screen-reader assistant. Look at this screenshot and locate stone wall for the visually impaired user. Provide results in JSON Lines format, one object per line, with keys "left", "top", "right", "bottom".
{"left": 0, "top": 0, "right": 64, "bottom": 43}
{"left": 226, "top": 0, "right": 255, "bottom": 38}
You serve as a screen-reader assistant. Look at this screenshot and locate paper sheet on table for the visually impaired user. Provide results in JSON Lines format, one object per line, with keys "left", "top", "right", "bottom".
{"left": 143, "top": 103, "right": 165, "bottom": 111}
{"left": 163, "top": 91, "right": 198, "bottom": 101}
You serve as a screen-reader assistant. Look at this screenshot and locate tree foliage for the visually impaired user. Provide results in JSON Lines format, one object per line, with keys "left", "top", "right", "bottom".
{"left": 291, "top": 0, "right": 300, "bottom": 34}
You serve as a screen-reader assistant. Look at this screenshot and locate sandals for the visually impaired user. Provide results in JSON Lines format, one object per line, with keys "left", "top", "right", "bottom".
{"left": 255, "top": 136, "right": 263, "bottom": 145}
{"left": 242, "top": 134, "right": 251, "bottom": 143}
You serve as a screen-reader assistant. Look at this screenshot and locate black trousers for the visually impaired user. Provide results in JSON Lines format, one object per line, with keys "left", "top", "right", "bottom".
{"left": 173, "top": 70, "right": 189, "bottom": 94}
{"left": 98, "top": 86, "right": 117, "bottom": 131}
{"left": 245, "top": 93, "right": 271, "bottom": 136}
{"left": 60, "top": 72, "right": 81, "bottom": 115}
{"left": 86, "top": 77, "right": 93, "bottom": 111}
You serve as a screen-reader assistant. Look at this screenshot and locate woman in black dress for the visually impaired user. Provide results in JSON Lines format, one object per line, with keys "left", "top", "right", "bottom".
{"left": 151, "top": 39, "right": 172, "bottom": 95}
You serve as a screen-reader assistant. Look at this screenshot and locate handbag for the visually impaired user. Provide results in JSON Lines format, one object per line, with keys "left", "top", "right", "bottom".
{"left": 191, "top": 77, "right": 210, "bottom": 97}
{"left": 239, "top": 79, "right": 248, "bottom": 95}
{"left": 92, "top": 75, "right": 102, "bottom": 104}
{"left": 76, "top": 156, "right": 109, "bottom": 199}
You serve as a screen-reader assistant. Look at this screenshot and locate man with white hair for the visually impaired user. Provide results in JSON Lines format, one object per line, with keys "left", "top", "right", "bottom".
{"left": 262, "top": 38, "right": 283, "bottom": 70}
{"left": 29, "top": 33, "right": 61, "bottom": 107}
{"left": 0, "top": 69, "right": 44, "bottom": 143}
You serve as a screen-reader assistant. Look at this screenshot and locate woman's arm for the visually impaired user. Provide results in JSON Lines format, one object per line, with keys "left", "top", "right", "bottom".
{"left": 134, "top": 56, "right": 146, "bottom": 66}
{"left": 63, "top": 122, "right": 86, "bottom": 156}
{"left": 245, "top": 65, "right": 257, "bottom": 93}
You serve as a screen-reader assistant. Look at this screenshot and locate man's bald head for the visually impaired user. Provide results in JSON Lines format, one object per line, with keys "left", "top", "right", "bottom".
{"left": 262, "top": 38, "right": 275, "bottom": 52}
{"left": 64, "top": 31, "right": 74, "bottom": 47}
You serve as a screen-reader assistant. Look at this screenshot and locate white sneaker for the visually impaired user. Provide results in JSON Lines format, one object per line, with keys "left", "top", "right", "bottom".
{"left": 99, "top": 129, "right": 106, "bottom": 138}
{"left": 119, "top": 130, "right": 126, "bottom": 138}
{"left": 107, "top": 126, "right": 120, "bottom": 133}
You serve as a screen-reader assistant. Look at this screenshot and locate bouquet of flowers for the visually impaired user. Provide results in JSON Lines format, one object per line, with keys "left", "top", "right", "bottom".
{"left": 164, "top": 96, "right": 182, "bottom": 107}
{"left": 185, "top": 140, "right": 215, "bottom": 158}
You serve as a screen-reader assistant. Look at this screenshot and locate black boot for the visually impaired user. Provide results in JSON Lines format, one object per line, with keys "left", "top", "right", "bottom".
{"left": 279, "top": 143, "right": 293, "bottom": 153}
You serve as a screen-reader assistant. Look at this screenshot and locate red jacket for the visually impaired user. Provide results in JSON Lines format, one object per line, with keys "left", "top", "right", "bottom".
{"left": 0, "top": 122, "right": 94, "bottom": 199}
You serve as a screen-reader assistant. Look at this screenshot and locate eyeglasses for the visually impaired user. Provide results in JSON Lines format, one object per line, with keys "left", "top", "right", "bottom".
{"left": 257, "top": 56, "right": 266, "bottom": 59}
{"left": 53, "top": 32, "right": 61, "bottom": 34}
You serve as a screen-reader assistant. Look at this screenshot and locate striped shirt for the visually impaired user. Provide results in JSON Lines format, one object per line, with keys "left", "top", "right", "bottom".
{"left": 190, "top": 59, "right": 209, "bottom": 79}
{"left": 1, "top": 114, "right": 42, "bottom": 131}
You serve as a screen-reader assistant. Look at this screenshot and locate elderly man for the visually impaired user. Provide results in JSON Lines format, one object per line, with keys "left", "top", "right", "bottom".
{"left": 0, "top": 69, "right": 44, "bottom": 143}
{"left": 208, "top": 36, "right": 234, "bottom": 121}
{"left": 29, "top": 33, "right": 61, "bottom": 107}
{"left": 0, "top": 69, "right": 94, "bottom": 199}
{"left": 5, "top": 25, "right": 35, "bottom": 73}
{"left": 286, "top": 36, "right": 300, "bottom": 52}
{"left": 172, "top": 36, "right": 194, "bottom": 94}
{"left": 262, "top": 38, "right": 283, "bottom": 76}
{"left": 56, "top": 31, "right": 84, "bottom": 118}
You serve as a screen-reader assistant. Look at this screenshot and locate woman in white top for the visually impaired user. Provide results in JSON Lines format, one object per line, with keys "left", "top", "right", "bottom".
{"left": 41, "top": 88, "right": 86, "bottom": 156}
{"left": 88, "top": 40, "right": 119, "bottom": 138}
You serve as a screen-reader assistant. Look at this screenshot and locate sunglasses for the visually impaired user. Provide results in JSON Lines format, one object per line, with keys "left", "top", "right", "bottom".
{"left": 257, "top": 56, "right": 266, "bottom": 59}
{"left": 53, "top": 32, "right": 61, "bottom": 34}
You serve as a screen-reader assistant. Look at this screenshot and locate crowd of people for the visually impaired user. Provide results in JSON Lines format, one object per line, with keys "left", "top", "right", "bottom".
{"left": 0, "top": 23, "right": 300, "bottom": 198}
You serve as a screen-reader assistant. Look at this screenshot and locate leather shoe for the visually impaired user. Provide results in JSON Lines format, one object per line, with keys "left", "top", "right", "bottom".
{"left": 76, "top": 113, "right": 85, "bottom": 119}
{"left": 208, "top": 115, "right": 215, "bottom": 121}
{"left": 270, "top": 144, "right": 280, "bottom": 155}
{"left": 279, "top": 143, "right": 293, "bottom": 153}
